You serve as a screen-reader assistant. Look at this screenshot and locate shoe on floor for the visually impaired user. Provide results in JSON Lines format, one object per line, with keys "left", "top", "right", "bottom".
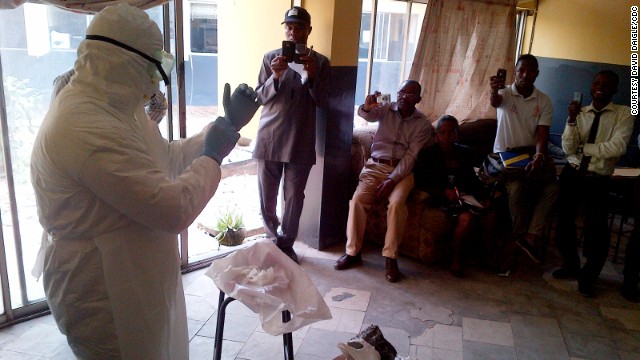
{"left": 578, "top": 280, "right": 595, "bottom": 298}
{"left": 621, "top": 285, "right": 639, "bottom": 303}
{"left": 279, "top": 246, "right": 299, "bottom": 264}
{"left": 334, "top": 253, "right": 362, "bottom": 270}
{"left": 450, "top": 260, "right": 465, "bottom": 278}
{"left": 552, "top": 267, "right": 580, "bottom": 279}
{"left": 515, "top": 238, "right": 541, "bottom": 264}
{"left": 385, "top": 257, "right": 400, "bottom": 282}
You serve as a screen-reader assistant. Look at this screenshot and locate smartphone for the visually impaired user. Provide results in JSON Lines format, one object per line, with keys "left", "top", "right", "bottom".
{"left": 496, "top": 68, "right": 507, "bottom": 82}
{"left": 573, "top": 92, "right": 583, "bottom": 106}
{"left": 282, "top": 41, "right": 295, "bottom": 63}
{"left": 294, "top": 43, "right": 307, "bottom": 64}
{"left": 282, "top": 41, "right": 306, "bottom": 63}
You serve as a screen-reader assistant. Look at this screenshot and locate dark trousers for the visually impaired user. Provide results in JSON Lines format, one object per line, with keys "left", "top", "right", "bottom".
{"left": 623, "top": 176, "right": 640, "bottom": 288}
{"left": 257, "top": 160, "right": 313, "bottom": 247}
{"left": 555, "top": 164, "right": 611, "bottom": 285}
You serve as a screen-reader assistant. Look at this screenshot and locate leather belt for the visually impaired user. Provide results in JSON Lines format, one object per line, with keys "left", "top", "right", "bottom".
{"left": 371, "top": 157, "right": 400, "bottom": 167}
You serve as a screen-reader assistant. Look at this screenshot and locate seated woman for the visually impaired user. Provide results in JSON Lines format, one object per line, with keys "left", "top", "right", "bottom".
{"left": 414, "top": 115, "right": 495, "bottom": 277}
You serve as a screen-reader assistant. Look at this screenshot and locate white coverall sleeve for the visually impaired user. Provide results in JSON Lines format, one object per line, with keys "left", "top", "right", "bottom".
{"left": 77, "top": 129, "right": 220, "bottom": 234}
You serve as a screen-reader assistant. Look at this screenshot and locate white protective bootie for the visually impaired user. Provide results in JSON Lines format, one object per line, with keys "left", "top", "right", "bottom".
{"left": 337, "top": 339, "right": 381, "bottom": 360}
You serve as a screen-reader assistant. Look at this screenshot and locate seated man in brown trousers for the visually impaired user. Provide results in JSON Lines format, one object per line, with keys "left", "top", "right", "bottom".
{"left": 334, "top": 80, "right": 432, "bottom": 282}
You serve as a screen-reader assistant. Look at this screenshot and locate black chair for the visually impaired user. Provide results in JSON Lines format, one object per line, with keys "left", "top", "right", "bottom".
{"left": 213, "top": 290, "right": 294, "bottom": 360}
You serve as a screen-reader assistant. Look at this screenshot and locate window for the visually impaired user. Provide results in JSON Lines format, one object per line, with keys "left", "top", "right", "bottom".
{"left": 190, "top": 2, "right": 218, "bottom": 54}
{"left": 355, "top": 0, "right": 427, "bottom": 127}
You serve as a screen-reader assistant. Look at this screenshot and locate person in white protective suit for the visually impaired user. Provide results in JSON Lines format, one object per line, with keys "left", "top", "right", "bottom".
{"left": 30, "top": 4, "right": 261, "bottom": 359}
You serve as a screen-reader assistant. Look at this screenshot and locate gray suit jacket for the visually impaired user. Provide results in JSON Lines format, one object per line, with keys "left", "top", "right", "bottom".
{"left": 253, "top": 48, "right": 330, "bottom": 164}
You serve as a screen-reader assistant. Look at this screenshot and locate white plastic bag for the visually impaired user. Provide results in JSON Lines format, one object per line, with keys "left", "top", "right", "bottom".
{"left": 205, "top": 239, "right": 332, "bottom": 335}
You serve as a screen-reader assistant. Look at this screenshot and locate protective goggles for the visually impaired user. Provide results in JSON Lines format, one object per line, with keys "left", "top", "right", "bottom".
{"left": 85, "top": 35, "right": 175, "bottom": 84}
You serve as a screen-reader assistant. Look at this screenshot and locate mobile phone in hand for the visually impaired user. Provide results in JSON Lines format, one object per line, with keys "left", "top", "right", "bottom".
{"left": 496, "top": 68, "right": 507, "bottom": 82}
{"left": 573, "top": 92, "right": 582, "bottom": 106}
{"left": 282, "top": 41, "right": 295, "bottom": 63}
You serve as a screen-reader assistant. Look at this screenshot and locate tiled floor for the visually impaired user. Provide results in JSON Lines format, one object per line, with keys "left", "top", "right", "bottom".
{"left": 0, "top": 239, "right": 639, "bottom": 359}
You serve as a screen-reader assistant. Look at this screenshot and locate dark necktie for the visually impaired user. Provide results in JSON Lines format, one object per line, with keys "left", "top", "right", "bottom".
{"left": 578, "top": 110, "right": 603, "bottom": 174}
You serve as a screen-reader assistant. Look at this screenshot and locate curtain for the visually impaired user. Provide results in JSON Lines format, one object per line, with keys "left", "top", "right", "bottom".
{"left": 409, "top": 0, "right": 517, "bottom": 123}
{"left": 0, "top": 0, "right": 166, "bottom": 12}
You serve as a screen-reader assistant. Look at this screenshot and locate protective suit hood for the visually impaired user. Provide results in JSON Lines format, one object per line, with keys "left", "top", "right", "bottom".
{"left": 72, "top": 3, "right": 164, "bottom": 113}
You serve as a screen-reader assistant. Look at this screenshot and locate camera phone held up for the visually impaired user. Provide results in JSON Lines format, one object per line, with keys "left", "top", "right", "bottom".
{"left": 282, "top": 40, "right": 306, "bottom": 64}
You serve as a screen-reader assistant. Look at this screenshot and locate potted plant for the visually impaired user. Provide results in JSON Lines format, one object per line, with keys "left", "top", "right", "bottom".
{"left": 213, "top": 208, "right": 246, "bottom": 247}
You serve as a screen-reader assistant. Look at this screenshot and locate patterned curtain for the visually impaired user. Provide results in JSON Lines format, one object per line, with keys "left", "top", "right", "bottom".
{"left": 409, "top": 0, "right": 517, "bottom": 123}
{"left": 0, "top": 0, "right": 166, "bottom": 13}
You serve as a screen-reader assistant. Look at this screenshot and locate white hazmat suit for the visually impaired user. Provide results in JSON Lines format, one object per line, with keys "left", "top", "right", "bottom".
{"left": 29, "top": 4, "right": 258, "bottom": 359}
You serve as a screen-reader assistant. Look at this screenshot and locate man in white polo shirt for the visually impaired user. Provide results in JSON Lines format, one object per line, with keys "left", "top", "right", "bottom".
{"left": 489, "top": 54, "right": 559, "bottom": 264}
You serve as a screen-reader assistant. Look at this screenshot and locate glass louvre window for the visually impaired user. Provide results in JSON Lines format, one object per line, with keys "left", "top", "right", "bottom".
{"left": 190, "top": 2, "right": 218, "bottom": 54}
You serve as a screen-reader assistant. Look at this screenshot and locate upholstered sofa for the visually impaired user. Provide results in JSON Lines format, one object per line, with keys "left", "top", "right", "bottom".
{"left": 349, "top": 119, "right": 498, "bottom": 264}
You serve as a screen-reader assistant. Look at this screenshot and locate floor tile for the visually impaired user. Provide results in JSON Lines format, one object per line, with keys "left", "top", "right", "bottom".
{"left": 296, "top": 327, "right": 354, "bottom": 359}
{"left": 431, "top": 324, "right": 463, "bottom": 351}
{"left": 2, "top": 324, "right": 68, "bottom": 357}
{"left": 558, "top": 313, "right": 608, "bottom": 337}
{"left": 462, "top": 318, "right": 514, "bottom": 347}
{"left": 323, "top": 287, "right": 371, "bottom": 311}
{"left": 513, "top": 336, "right": 569, "bottom": 360}
{"left": 293, "top": 354, "right": 326, "bottom": 360}
{"left": 563, "top": 332, "right": 620, "bottom": 360}
{"left": 236, "top": 331, "right": 301, "bottom": 360}
{"left": 463, "top": 340, "right": 517, "bottom": 360}
{"left": 600, "top": 306, "right": 640, "bottom": 330}
{"left": 190, "top": 334, "right": 245, "bottom": 360}
{"left": 611, "top": 327, "right": 640, "bottom": 353}
{"left": 304, "top": 246, "right": 342, "bottom": 261}
{"left": 411, "top": 324, "right": 462, "bottom": 352}
{"left": 311, "top": 307, "right": 365, "bottom": 334}
{"left": 510, "top": 315, "right": 563, "bottom": 340}
{"left": 188, "top": 318, "right": 205, "bottom": 340}
{"left": 184, "top": 272, "right": 220, "bottom": 299}
{"left": 620, "top": 351, "right": 640, "bottom": 360}
{"left": 409, "top": 303, "right": 454, "bottom": 325}
{"left": 49, "top": 345, "right": 76, "bottom": 360}
{"left": 0, "top": 350, "right": 45, "bottom": 359}
{"left": 185, "top": 293, "right": 217, "bottom": 322}
{"left": 414, "top": 345, "right": 463, "bottom": 360}
{"left": 0, "top": 332, "right": 18, "bottom": 347}
{"left": 200, "top": 314, "right": 259, "bottom": 342}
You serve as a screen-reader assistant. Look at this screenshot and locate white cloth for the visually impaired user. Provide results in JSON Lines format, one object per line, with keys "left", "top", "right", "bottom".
{"left": 30, "top": 4, "right": 219, "bottom": 359}
{"left": 562, "top": 102, "right": 634, "bottom": 175}
{"left": 493, "top": 83, "right": 553, "bottom": 152}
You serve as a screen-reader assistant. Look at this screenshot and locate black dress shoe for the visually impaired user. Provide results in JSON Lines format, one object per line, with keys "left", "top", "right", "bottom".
{"left": 385, "top": 257, "right": 400, "bottom": 282}
{"left": 552, "top": 267, "right": 580, "bottom": 279}
{"left": 280, "top": 246, "right": 299, "bottom": 264}
{"left": 334, "top": 253, "right": 362, "bottom": 270}
{"left": 578, "top": 280, "right": 595, "bottom": 298}
{"left": 621, "top": 285, "right": 639, "bottom": 303}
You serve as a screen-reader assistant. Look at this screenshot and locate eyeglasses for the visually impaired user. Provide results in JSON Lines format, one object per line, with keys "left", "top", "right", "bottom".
{"left": 85, "top": 35, "right": 174, "bottom": 84}
{"left": 397, "top": 91, "right": 419, "bottom": 100}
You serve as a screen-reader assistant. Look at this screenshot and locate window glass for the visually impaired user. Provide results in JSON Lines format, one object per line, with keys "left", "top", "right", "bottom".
{"left": 355, "top": 0, "right": 427, "bottom": 128}
{"left": 190, "top": 2, "right": 218, "bottom": 53}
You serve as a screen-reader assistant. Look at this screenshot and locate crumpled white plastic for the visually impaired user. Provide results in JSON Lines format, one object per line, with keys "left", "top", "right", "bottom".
{"left": 206, "top": 239, "right": 332, "bottom": 335}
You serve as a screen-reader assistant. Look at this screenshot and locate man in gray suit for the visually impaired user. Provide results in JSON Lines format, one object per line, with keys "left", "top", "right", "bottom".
{"left": 253, "top": 6, "right": 330, "bottom": 263}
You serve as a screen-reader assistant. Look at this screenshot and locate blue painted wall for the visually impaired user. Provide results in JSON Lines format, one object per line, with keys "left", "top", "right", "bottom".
{"left": 535, "top": 57, "right": 639, "bottom": 167}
